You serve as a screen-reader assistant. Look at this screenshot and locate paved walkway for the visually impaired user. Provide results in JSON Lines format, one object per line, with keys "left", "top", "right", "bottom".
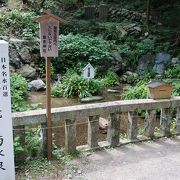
{"left": 72, "top": 136, "right": 180, "bottom": 180}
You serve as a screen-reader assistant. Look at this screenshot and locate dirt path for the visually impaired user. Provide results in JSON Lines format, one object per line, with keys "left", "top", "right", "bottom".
{"left": 67, "top": 136, "right": 180, "bottom": 180}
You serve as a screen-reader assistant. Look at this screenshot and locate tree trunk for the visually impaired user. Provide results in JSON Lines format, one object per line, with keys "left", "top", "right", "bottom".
{"left": 147, "top": 0, "right": 151, "bottom": 25}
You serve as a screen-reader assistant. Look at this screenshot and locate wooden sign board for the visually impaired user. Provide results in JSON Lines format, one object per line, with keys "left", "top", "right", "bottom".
{"left": 83, "top": 63, "right": 95, "bottom": 79}
{"left": 0, "top": 40, "right": 15, "bottom": 180}
{"left": 40, "top": 18, "right": 59, "bottom": 57}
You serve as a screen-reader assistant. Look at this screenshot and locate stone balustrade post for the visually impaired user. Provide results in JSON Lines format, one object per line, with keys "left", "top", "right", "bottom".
{"left": 107, "top": 113, "right": 120, "bottom": 147}
{"left": 144, "top": 110, "right": 156, "bottom": 137}
{"left": 88, "top": 115, "right": 99, "bottom": 148}
{"left": 160, "top": 108, "right": 172, "bottom": 137}
{"left": 41, "top": 122, "right": 48, "bottom": 157}
{"left": 176, "top": 107, "right": 180, "bottom": 133}
{"left": 128, "top": 111, "right": 138, "bottom": 141}
{"left": 65, "top": 119, "right": 76, "bottom": 154}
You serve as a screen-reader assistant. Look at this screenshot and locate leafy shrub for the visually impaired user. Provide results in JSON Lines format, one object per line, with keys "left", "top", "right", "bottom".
{"left": 10, "top": 73, "right": 29, "bottom": 112}
{"left": 164, "top": 64, "right": 180, "bottom": 79}
{"left": 102, "top": 69, "right": 119, "bottom": 87}
{"left": 14, "top": 127, "right": 42, "bottom": 164}
{"left": 122, "top": 82, "right": 147, "bottom": 100}
{"left": 116, "top": 38, "right": 157, "bottom": 71}
{"left": 0, "top": 10, "right": 38, "bottom": 39}
{"left": 51, "top": 70, "right": 103, "bottom": 98}
{"left": 58, "top": 34, "right": 112, "bottom": 73}
{"left": 136, "top": 39, "right": 155, "bottom": 55}
{"left": 51, "top": 84, "right": 64, "bottom": 98}
{"left": 172, "top": 81, "right": 180, "bottom": 96}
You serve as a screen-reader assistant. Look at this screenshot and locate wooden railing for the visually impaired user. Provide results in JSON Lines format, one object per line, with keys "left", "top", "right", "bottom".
{"left": 12, "top": 97, "right": 180, "bottom": 153}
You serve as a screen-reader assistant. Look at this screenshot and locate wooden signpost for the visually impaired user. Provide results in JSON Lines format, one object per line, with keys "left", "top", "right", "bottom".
{"left": 36, "top": 10, "right": 66, "bottom": 160}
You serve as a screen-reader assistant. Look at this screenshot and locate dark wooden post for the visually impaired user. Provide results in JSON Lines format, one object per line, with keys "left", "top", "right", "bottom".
{"left": 147, "top": 0, "right": 151, "bottom": 25}
{"left": 46, "top": 57, "right": 52, "bottom": 160}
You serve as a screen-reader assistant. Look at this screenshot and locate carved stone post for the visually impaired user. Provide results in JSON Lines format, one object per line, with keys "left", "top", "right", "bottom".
{"left": 99, "top": 4, "right": 108, "bottom": 21}
{"left": 88, "top": 115, "right": 99, "bottom": 148}
{"left": 84, "top": 6, "right": 96, "bottom": 19}
{"left": 128, "top": 111, "right": 138, "bottom": 141}
{"left": 107, "top": 113, "right": 120, "bottom": 147}
{"left": 65, "top": 119, "right": 76, "bottom": 154}
{"left": 176, "top": 107, "right": 180, "bottom": 133}
{"left": 144, "top": 110, "right": 156, "bottom": 137}
{"left": 160, "top": 108, "right": 172, "bottom": 137}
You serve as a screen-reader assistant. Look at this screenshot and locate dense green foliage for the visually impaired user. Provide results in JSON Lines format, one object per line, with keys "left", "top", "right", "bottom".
{"left": 122, "top": 82, "right": 147, "bottom": 100}
{"left": 172, "top": 82, "right": 180, "bottom": 96}
{"left": 101, "top": 69, "right": 119, "bottom": 87}
{"left": 10, "top": 73, "right": 29, "bottom": 112}
{"left": 0, "top": 10, "right": 38, "bottom": 39}
{"left": 122, "top": 80, "right": 180, "bottom": 100}
{"left": 51, "top": 70, "right": 103, "bottom": 98}
{"left": 51, "top": 69, "right": 119, "bottom": 98}
{"left": 58, "top": 33, "right": 112, "bottom": 73}
{"left": 14, "top": 126, "right": 42, "bottom": 163}
{"left": 164, "top": 64, "right": 180, "bottom": 79}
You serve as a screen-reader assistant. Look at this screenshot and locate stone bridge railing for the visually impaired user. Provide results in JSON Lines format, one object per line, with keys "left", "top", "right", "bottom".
{"left": 12, "top": 97, "right": 180, "bottom": 153}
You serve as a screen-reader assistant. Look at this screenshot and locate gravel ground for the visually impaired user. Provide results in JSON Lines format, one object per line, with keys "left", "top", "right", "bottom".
{"left": 66, "top": 136, "right": 180, "bottom": 180}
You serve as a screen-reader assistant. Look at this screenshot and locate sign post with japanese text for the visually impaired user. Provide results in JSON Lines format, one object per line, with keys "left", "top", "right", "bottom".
{"left": 0, "top": 40, "right": 15, "bottom": 180}
{"left": 36, "top": 10, "right": 66, "bottom": 160}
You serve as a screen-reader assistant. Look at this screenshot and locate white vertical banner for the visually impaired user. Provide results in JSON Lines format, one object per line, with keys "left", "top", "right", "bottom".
{"left": 0, "top": 40, "right": 15, "bottom": 180}
{"left": 40, "top": 18, "right": 59, "bottom": 57}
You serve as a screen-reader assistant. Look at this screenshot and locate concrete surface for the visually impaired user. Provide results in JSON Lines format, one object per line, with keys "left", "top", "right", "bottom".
{"left": 73, "top": 136, "right": 180, "bottom": 180}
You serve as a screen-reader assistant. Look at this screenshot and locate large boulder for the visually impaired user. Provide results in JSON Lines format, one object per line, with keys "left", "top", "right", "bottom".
{"left": 17, "top": 64, "right": 37, "bottom": 79}
{"left": 153, "top": 64, "right": 165, "bottom": 75}
{"left": 155, "top": 52, "right": 171, "bottom": 64}
{"left": 137, "top": 54, "right": 155, "bottom": 75}
{"left": 153, "top": 52, "right": 171, "bottom": 75}
{"left": 28, "top": 79, "right": 45, "bottom": 91}
{"left": 19, "top": 47, "right": 31, "bottom": 64}
{"left": 111, "top": 51, "right": 124, "bottom": 73}
{"left": 9, "top": 44, "right": 22, "bottom": 69}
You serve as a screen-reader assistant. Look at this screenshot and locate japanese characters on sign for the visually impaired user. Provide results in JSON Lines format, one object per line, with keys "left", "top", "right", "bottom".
{"left": 40, "top": 18, "right": 59, "bottom": 57}
{"left": 83, "top": 63, "right": 95, "bottom": 79}
{"left": 0, "top": 40, "right": 15, "bottom": 180}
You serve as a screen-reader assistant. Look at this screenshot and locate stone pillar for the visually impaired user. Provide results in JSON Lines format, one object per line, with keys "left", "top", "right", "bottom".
{"left": 88, "top": 115, "right": 99, "bottom": 148}
{"left": 176, "top": 107, "right": 180, "bottom": 133}
{"left": 160, "top": 108, "right": 172, "bottom": 137}
{"left": 84, "top": 6, "right": 96, "bottom": 19}
{"left": 41, "top": 122, "right": 47, "bottom": 157}
{"left": 107, "top": 113, "right": 120, "bottom": 147}
{"left": 144, "top": 110, "right": 156, "bottom": 137}
{"left": 99, "top": 4, "right": 109, "bottom": 21}
{"left": 65, "top": 119, "right": 76, "bottom": 154}
{"left": 128, "top": 111, "right": 138, "bottom": 141}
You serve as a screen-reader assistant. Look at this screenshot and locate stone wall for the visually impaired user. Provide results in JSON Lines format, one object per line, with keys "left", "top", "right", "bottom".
{"left": 0, "top": 36, "right": 41, "bottom": 80}
{"left": 109, "top": 6, "right": 146, "bottom": 23}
